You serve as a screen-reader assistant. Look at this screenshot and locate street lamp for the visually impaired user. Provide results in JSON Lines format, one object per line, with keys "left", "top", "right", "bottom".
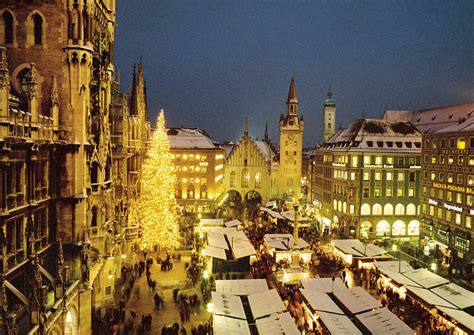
{"left": 431, "top": 262, "right": 437, "bottom": 272}
{"left": 392, "top": 245, "right": 401, "bottom": 273}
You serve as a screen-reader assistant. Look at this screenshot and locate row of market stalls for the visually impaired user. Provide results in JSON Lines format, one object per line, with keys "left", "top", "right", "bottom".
{"left": 300, "top": 277, "right": 414, "bottom": 335}
{"left": 375, "top": 261, "right": 474, "bottom": 334}
{"left": 211, "top": 279, "right": 300, "bottom": 335}
{"left": 259, "top": 207, "right": 312, "bottom": 227}
{"left": 331, "top": 239, "right": 391, "bottom": 267}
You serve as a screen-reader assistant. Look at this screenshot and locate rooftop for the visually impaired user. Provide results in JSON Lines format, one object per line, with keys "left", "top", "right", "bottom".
{"left": 167, "top": 127, "right": 217, "bottom": 149}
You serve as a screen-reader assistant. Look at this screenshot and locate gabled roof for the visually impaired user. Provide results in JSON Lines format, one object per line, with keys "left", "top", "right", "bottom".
{"left": 286, "top": 77, "right": 298, "bottom": 104}
{"left": 167, "top": 128, "right": 217, "bottom": 149}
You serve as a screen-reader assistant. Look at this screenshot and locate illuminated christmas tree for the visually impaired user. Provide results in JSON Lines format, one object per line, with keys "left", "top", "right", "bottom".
{"left": 137, "top": 110, "right": 181, "bottom": 251}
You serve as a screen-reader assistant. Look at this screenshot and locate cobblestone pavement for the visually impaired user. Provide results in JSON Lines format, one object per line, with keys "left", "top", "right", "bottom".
{"left": 125, "top": 253, "right": 211, "bottom": 334}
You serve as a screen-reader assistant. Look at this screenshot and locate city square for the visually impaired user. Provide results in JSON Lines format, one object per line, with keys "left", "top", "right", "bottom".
{"left": 0, "top": 1, "right": 473, "bottom": 334}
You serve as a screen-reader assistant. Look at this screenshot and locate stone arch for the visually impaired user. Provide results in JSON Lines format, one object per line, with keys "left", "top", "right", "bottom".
{"left": 392, "top": 220, "right": 406, "bottom": 236}
{"left": 0, "top": 9, "right": 17, "bottom": 45}
{"left": 395, "top": 203, "right": 405, "bottom": 215}
{"left": 408, "top": 220, "right": 420, "bottom": 236}
{"left": 64, "top": 305, "right": 79, "bottom": 335}
{"left": 10, "top": 64, "right": 43, "bottom": 100}
{"left": 376, "top": 220, "right": 390, "bottom": 237}
{"left": 361, "top": 203, "right": 371, "bottom": 215}
{"left": 360, "top": 221, "right": 373, "bottom": 239}
{"left": 384, "top": 203, "right": 393, "bottom": 215}
{"left": 26, "top": 10, "right": 48, "bottom": 48}
{"left": 48, "top": 323, "right": 63, "bottom": 335}
{"left": 372, "top": 203, "right": 382, "bottom": 215}
{"left": 406, "top": 203, "right": 416, "bottom": 215}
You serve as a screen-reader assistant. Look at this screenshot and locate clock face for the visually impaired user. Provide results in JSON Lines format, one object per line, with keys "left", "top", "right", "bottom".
{"left": 288, "top": 134, "right": 294, "bottom": 141}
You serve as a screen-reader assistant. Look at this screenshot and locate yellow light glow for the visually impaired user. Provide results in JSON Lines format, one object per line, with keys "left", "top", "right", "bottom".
{"left": 121, "top": 254, "right": 126, "bottom": 259}
{"left": 431, "top": 263, "right": 437, "bottom": 271}
{"left": 457, "top": 139, "right": 466, "bottom": 150}
{"left": 207, "top": 303, "right": 214, "bottom": 313}
{"left": 201, "top": 249, "right": 206, "bottom": 256}
{"left": 215, "top": 154, "right": 224, "bottom": 160}
{"left": 183, "top": 154, "right": 188, "bottom": 160}
{"left": 196, "top": 167, "right": 201, "bottom": 172}
{"left": 203, "top": 270, "right": 209, "bottom": 279}
{"left": 215, "top": 164, "right": 223, "bottom": 170}
{"left": 392, "top": 245, "right": 398, "bottom": 251}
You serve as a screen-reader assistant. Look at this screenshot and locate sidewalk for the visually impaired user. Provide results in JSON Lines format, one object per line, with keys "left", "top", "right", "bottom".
{"left": 124, "top": 254, "right": 211, "bottom": 334}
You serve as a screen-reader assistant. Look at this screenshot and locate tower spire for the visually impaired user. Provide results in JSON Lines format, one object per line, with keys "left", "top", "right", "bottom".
{"left": 286, "top": 77, "right": 298, "bottom": 104}
{"left": 327, "top": 83, "right": 333, "bottom": 99}
{"left": 244, "top": 116, "right": 249, "bottom": 139}
{"left": 130, "top": 63, "right": 137, "bottom": 115}
{"left": 264, "top": 121, "right": 269, "bottom": 142}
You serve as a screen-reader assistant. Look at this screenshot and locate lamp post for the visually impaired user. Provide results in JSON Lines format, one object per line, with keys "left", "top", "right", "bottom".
{"left": 392, "top": 244, "right": 401, "bottom": 273}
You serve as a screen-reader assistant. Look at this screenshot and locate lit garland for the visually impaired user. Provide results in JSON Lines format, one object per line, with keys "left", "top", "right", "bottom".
{"left": 137, "top": 110, "right": 181, "bottom": 251}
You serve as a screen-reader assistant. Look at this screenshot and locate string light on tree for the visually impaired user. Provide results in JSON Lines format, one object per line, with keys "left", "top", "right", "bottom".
{"left": 136, "top": 109, "right": 181, "bottom": 251}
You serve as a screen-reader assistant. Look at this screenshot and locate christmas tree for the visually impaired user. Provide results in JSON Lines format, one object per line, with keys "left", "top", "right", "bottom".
{"left": 137, "top": 110, "right": 181, "bottom": 251}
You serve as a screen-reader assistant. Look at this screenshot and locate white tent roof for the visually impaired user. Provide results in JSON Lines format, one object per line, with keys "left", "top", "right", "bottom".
{"left": 333, "top": 286, "right": 381, "bottom": 314}
{"left": 332, "top": 239, "right": 387, "bottom": 257}
{"left": 212, "top": 314, "right": 251, "bottom": 335}
{"left": 204, "top": 228, "right": 256, "bottom": 260}
{"left": 402, "top": 268, "right": 449, "bottom": 289}
{"left": 356, "top": 307, "right": 414, "bottom": 335}
{"left": 431, "top": 283, "right": 474, "bottom": 309}
{"left": 256, "top": 312, "right": 300, "bottom": 335}
{"left": 207, "top": 231, "right": 229, "bottom": 250}
{"left": 317, "top": 311, "right": 362, "bottom": 335}
{"left": 227, "top": 230, "right": 256, "bottom": 259}
{"left": 406, "top": 286, "right": 456, "bottom": 308}
{"left": 224, "top": 219, "right": 242, "bottom": 227}
{"left": 203, "top": 245, "right": 227, "bottom": 260}
{"left": 215, "top": 279, "right": 268, "bottom": 296}
{"left": 378, "top": 269, "right": 422, "bottom": 288}
{"left": 301, "top": 277, "right": 347, "bottom": 293}
{"left": 436, "top": 306, "right": 474, "bottom": 332}
{"left": 259, "top": 207, "right": 285, "bottom": 219}
{"left": 263, "top": 234, "right": 310, "bottom": 251}
{"left": 300, "top": 289, "right": 344, "bottom": 314}
{"left": 200, "top": 218, "right": 224, "bottom": 226}
{"left": 211, "top": 292, "right": 246, "bottom": 319}
{"left": 375, "top": 260, "right": 414, "bottom": 273}
{"left": 280, "top": 210, "right": 311, "bottom": 222}
{"left": 248, "top": 289, "right": 287, "bottom": 319}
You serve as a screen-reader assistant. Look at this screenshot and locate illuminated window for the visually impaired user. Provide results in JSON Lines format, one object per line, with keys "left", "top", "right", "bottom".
{"left": 361, "top": 203, "right": 371, "bottom": 215}
{"left": 386, "top": 185, "right": 392, "bottom": 197}
{"left": 375, "top": 156, "right": 382, "bottom": 165}
{"left": 376, "top": 221, "right": 390, "bottom": 236}
{"left": 455, "top": 213, "right": 461, "bottom": 225}
{"left": 374, "top": 187, "right": 381, "bottom": 197}
{"left": 363, "top": 156, "right": 371, "bottom": 165}
{"left": 468, "top": 175, "right": 474, "bottom": 186}
{"left": 241, "top": 169, "right": 249, "bottom": 188}
{"left": 469, "top": 155, "right": 474, "bottom": 166}
{"left": 395, "top": 204, "right": 404, "bottom": 215}
{"left": 386, "top": 172, "right": 392, "bottom": 181}
{"left": 363, "top": 172, "right": 370, "bottom": 181}
{"left": 350, "top": 205, "right": 354, "bottom": 214}
{"left": 446, "top": 210, "right": 452, "bottom": 222}
{"left": 429, "top": 205, "right": 434, "bottom": 216}
{"left": 255, "top": 172, "right": 262, "bottom": 188}
{"left": 384, "top": 204, "right": 393, "bottom": 215}
{"left": 447, "top": 173, "right": 453, "bottom": 183}
{"left": 437, "top": 189, "right": 444, "bottom": 200}
{"left": 386, "top": 157, "right": 393, "bottom": 165}
{"left": 350, "top": 172, "right": 356, "bottom": 180}
{"left": 457, "top": 138, "right": 466, "bottom": 149}
{"left": 372, "top": 203, "right": 382, "bottom": 215}
{"left": 406, "top": 203, "right": 416, "bottom": 215}
{"left": 447, "top": 191, "right": 452, "bottom": 202}
{"left": 431, "top": 155, "right": 436, "bottom": 164}
{"left": 437, "top": 208, "right": 443, "bottom": 219}
{"left": 448, "top": 155, "right": 454, "bottom": 164}
{"left": 456, "top": 193, "right": 463, "bottom": 204}
{"left": 352, "top": 156, "right": 358, "bottom": 167}
{"left": 392, "top": 221, "right": 406, "bottom": 236}
{"left": 466, "top": 217, "right": 472, "bottom": 229}
{"left": 397, "top": 172, "right": 404, "bottom": 181}
{"left": 407, "top": 220, "right": 419, "bottom": 236}
{"left": 397, "top": 187, "right": 404, "bottom": 197}
{"left": 375, "top": 172, "right": 381, "bottom": 181}
{"left": 430, "top": 172, "right": 436, "bottom": 181}
{"left": 468, "top": 195, "right": 473, "bottom": 206}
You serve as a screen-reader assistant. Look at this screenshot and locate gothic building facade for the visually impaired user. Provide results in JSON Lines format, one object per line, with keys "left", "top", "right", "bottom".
{"left": 0, "top": 1, "right": 147, "bottom": 333}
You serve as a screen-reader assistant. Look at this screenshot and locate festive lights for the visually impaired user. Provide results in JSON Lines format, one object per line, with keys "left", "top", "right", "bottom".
{"left": 136, "top": 110, "right": 181, "bottom": 251}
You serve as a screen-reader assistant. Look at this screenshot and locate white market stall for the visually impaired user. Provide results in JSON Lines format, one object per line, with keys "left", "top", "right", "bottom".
{"left": 212, "top": 314, "right": 251, "bottom": 335}
{"left": 356, "top": 307, "right": 415, "bottom": 335}
{"left": 255, "top": 312, "right": 300, "bottom": 335}
{"left": 248, "top": 289, "right": 287, "bottom": 319}
{"left": 264, "top": 234, "right": 312, "bottom": 263}
{"left": 301, "top": 277, "right": 347, "bottom": 293}
{"left": 215, "top": 279, "right": 268, "bottom": 296}
{"left": 316, "top": 311, "right": 362, "bottom": 335}
{"left": 332, "top": 239, "right": 389, "bottom": 267}
{"left": 333, "top": 286, "right": 381, "bottom": 315}
{"left": 211, "top": 291, "right": 246, "bottom": 320}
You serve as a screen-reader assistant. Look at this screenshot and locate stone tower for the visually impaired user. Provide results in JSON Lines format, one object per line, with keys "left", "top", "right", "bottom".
{"left": 278, "top": 78, "right": 304, "bottom": 200}
{"left": 323, "top": 85, "right": 336, "bottom": 143}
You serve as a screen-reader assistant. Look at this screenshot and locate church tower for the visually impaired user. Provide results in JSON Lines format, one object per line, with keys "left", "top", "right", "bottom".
{"left": 323, "top": 85, "right": 336, "bottom": 143}
{"left": 278, "top": 77, "right": 304, "bottom": 201}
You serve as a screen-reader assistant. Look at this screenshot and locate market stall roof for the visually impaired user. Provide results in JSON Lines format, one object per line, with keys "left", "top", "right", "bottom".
{"left": 300, "top": 289, "right": 344, "bottom": 314}
{"left": 260, "top": 207, "right": 285, "bottom": 220}
{"left": 402, "top": 268, "right": 449, "bottom": 289}
{"left": 215, "top": 279, "right": 268, "bottom": 296}
{"left": 356, "top": 307, "right": 414, "bottom": 335}
{"left": 332, "top": 239, "right": 387, "bottom": 257}
{"left": 377, "top": 269, "right": 421, "bottom": 288}
{"left": 224, "top": 219, "right": 242, "bottom": 227}
{"left": 203, "top": 245, "right": 227, "bottom": 260}
{"left": 431, "top": 283, "right": 474, "bottom": 310}
{"left": 255, "top": 312, "right": 300, "bottom": 335}
{"left": 204, "top": 228, "right": 256, "bottom": 260}
{"left": 248, "top": 289, "right": 287, "bottom": 319}
{"left": 333, "top": 286, "right": 381, "bottom": 314}
{"left": 207, "top": 231, "right": 229, "bottom": 250}
{"left": 227, "top": 230, "right": 256, "bottom": 259}
{"left": 375, "top": 260, "right": 414, "bottom": 273}
{"left": 406, "top": 286, "right": 457, "bottom": 309}
{"left": 280, "top": 210, "right": 311, "bottom": 222}
{"left": 436, "top": 306, "right": 474, "bottom": 332}
{"left": 301, "top": 277, "right": 347, "bottom": 293}
{"left": 211, "top": 292, "right": 246, "bottom": 320}
{"left": 317, "top": 311, "right": 362, "bottom": 335}
{"left": 265, "top": 200, "right": 277, "bottom": 208}
{"left": 263, "top": 234, "right": 310, "bottom": 250}
{"left": 212, "top": 314, "right": 251, "bottom": 335}
{"left": 200, "top": 218, "right": 224, "bottom": 226}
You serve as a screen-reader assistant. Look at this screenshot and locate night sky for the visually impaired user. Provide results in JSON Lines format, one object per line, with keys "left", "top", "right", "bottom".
{"left": 115, "top": 1, "right": 473, "bottom": 146}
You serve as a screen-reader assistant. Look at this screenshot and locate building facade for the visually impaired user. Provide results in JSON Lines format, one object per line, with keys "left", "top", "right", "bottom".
{"left": 168, "top": 128, "right": 225, "bottom": 214}
{"left": 314, "top": 119, "right": 422, "bottom": 240}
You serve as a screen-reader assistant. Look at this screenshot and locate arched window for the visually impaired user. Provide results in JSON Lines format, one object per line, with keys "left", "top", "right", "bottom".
{"left": 360, "top": 221, "right": 373, "bottom": 238}
{"left": 372, "top": 203, "right": 382, "bottom": 215}
{"left": 337, "top": 200, "right": 342, "bottom": 212}
{"left": 361, "top": 203, "right": 371, "bottom": 215}
{"left": 408, "top": 220, "right": 420, "bottom": 236}
{"left": 384, "top": 203, "right": 393, "bottom": 215}
{"left": 17, "top": 68, "right": 31, "bottom": 95}
{"left": 3, "top": 11, "right": 13, "bottom": 44}
{"left": 392, "top": 220, "right": 406, "bottom": 236}
{"left": 376, "top": 220, "right": 390, "bottom": 236}
{"left": 255, "top": 172, "right": 261, "bottom": 188}
{"left": 230, "top": 171, "right": 236, "bottom": 187}
{"left": 333, "top": 199, "right": 337, "bottom": 210}
{"left": 90, "top": 162, "right": 99, "bottom": 184}
{"left": 395, "top": 203, "right": 405, "bottom": 215}
{"left": 406, "top": 203, "right": 416, "bottom": 215}
{"left": 91, "top": 206, "right": 98, "bottom": 227}
{"left": 33, "top": 13, "right": 42, "bottom": 45}
{"left": 241, "top": 169, "right": 249, "bottom": 188}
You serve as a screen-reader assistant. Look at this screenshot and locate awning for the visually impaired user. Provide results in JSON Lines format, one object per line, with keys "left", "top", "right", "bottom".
{"left": 248, "top": 289, "right": 287, "bottom": 319}
{"left": 356, "top": 307, "right": 414, "bottom": 335}
{"left": 256, "top": 312, "right": 299, "bottom": 335}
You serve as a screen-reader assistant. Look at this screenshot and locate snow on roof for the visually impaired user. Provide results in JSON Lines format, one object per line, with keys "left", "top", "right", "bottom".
{"left": 301, "top": 277, "right": 347, "bottom": 293}
{"left": 333, "top": 286, "right": 381, "bottom": 314}
{"left": 256, "top": 312, "right": 300, "bottom": 335}
{"left": 215, "top": 279, "right": 268, "bottom": 296}
{"left": 300, "top": 289, "right": 344, "bottom": 314}
{"left": 248, "top": 289, "right": 287, "bottom": 319}
{"left": 212, "top": 314, "right": 251, "bottom": 335}
{"left": 254, "top": 140, "right": 276, "bottom": 161}
{"left": 224, "top": 219, "right": 242, "bottom": 227}
{"left": 436, "top": 306, "right": 474, "bottom": 332}
{"left": 431, "top": 283, "right": 474, "bottom": 309}
{"left": 227, "top": 229, "right": 256, "bottom": 259}
{"left": 332, "top": 239, "right": 387, "bottom": 257}
{"left": 406, "top": 286, "right": 457, "bottom": 309}
{"left": 378, "top": 269, "right": 421, "bottom": 288}
{"left": 402, "top": 268, "right": 449, "bottom": 289}
{"left": 207, "top": 231, "right": 229, "bottom": 250}
{"left": 211, "top": 291, "right": 246, "bottom": 319}
{"left": 375, "top": 260, "right": 414, "bottom": 274}
{"left": 356, "top": 307, "right": 414, "bottom": 335}
{"left": 317, "top": 311, "right": 362, "bottom": 335}
{"left": 263, "top": 234, "right": 310, "bottom": 251}
{"left": 167, "top": 128, "right": 217, "bottom": 149}
{"left": 205, "top": 228, "right": 256, "bottom": 260}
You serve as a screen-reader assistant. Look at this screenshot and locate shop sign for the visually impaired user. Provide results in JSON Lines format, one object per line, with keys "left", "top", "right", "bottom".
{"left": 443, "top": 203, "right": 463, "bottom": 213}
{"left": 409, "top": 165, "right": 421, "bottom": 169}
{"left": 332, "top": 163, "right": 346, "bottom": 167}
{"left": 428, "top": 199, "right": 438, "bottom": 205}
{"left": 432, "top": 182, "right": 466, "bottom": 193}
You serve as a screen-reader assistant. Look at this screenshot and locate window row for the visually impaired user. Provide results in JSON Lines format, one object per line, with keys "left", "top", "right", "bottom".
{"left": 1, "top": 10, "right": 44, "bottom": 45}
{"left": 424, "top": 171, "right": 474, "bottom": 185}
{"left": 425, "top": 136, "right": 474, "bottom": 150}
{"left": 175, "top": 165, "right": 208, "bottom": 173}
{"left": 424, "top": 187, "right": 473, "bottom": 207}
{"left": 172, "top": 154, "right": 207, "bottom": 162}
{"left": 423, "top": 204, "right": 472, "bottom": 229}
{"left": 360, "top": 203, "right": 418, "bottom": 216}
{"left": 424, "top": 153, "right": 474, "bottom": 166}
{"left": 229, "top": 170, "right": 262, "bottom": 189}
{"left": 363, "top": 185, "right": 416, "bottom": 198}
{"left": 360, "top": 220, "right": 420, "bottom": 238}
{"left": 175, "top": 188, "right": 208, "bottom": 200}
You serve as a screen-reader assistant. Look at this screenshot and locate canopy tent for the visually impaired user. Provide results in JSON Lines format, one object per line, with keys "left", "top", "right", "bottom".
{"left": 224, "top": 219, "right": 242, "bottom": 227}
{"left": 300, "top": 289, "right": 344, "bottom": 314}
{"left": 256, "top": 312, "right": 300, "bottom": 335}
{"left": 436, "top": 306, "right": 474, "bottom": 333}
{"left": 248, "top": 289, "right": 287, "bottom": 319}
{"left": 263, "top": 234, "right": 310, "bottom": 250}
{"left": 226, "top": 230, "right": 256, "bottom": 259}
{"left": 260, "top": 207, "right": 285, "bottom": 220}
{"left": 333, "top": 286, "right": 381, "bottom": 315}
{"left": 215, "top": 279, "right": 268, "bottom": 296}
{"left": 301, "top": 277, "right": 347, "bottom": 293}
{"left": 200, "top": 218, "right": 224, "bottom": 226}
{"left": 401, "top": 268, "right": 449, "bottom": 289}
{"left": 203, "top": 245, "right": 227, "bottom": 260}
{"left": 212, "top": 314, "right": 251, "bottom": 335}
{"left": 207, "top": 231, "right": 229, "bottom": 250}
{"left": 356, "top": 307, "right": 414, "bottom": 335}
{"left": 431, "top": 283, "right": 474, "bottom": 310}
{"left": 280, "top": 210, "right": 311, "bottom": 222}
{"left": 375, "top": 260, "right": 414, "bottom": 273}
{"left": 332, "top": 239, "right": 387, "bottom": 257}
{"left": 211, "top": 292, "right": 246, "bottom": 320}
{"left": 377, "top": 269, "right": 422, "bottom": 288}
{"left": 317, "top": 311, "right": 362, "bottom": 335}
{"left": 204, "top": 228, "right": 256, "bottom": 261}
{"left": 406, "top": 286, "right": 457, "bottom": 309}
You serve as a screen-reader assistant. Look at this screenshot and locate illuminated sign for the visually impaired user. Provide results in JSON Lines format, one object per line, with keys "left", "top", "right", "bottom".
{"left": 332, "top": 163, "right": 347, "bottom": 167}
{"left": 470, "top": 209, "right": 474, "bottom": 215}
{"left": 431, "top": 182, "right": 474, "bottom": 194}
{"left": 428, "top": 199, "right": 438, "bottom": 205}
{"left": 409, "top": 165, "right": 421, "bottom": 169}
{"left": 443, "top": 203, "right": 463, "bottom": 213}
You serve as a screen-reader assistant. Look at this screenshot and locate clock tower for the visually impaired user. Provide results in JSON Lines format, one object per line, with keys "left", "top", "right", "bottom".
{"left": 278, "top": 77, "right": 304, "bottom": 200}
